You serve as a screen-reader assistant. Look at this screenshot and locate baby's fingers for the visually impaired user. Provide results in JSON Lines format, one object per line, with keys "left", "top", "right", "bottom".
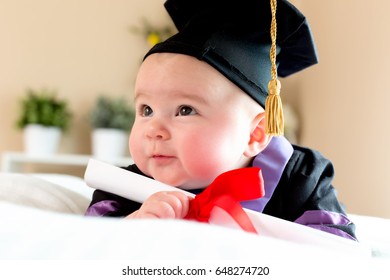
{"left": 127, "top": 191, "right": 189, "bottom": 219}
{"left": 145, "top": 191, "right": 189, "bottom": 218}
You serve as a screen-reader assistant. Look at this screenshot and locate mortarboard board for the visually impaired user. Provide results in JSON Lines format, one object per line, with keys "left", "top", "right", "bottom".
{"left": 145, "top": 0, "right": 318, "bottom": 135}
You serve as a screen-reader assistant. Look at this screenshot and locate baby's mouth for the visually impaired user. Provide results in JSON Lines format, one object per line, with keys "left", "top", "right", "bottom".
{"left": 152, "top": 154, "right": 172, "bottom": 158}
{"left": 151, "top": 154, "right": 175, "bottom": 162}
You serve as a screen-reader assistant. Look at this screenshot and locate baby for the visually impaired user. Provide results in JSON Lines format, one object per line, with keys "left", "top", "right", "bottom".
{"left": 86, "top": 0, "right": 357, "bottom": 241}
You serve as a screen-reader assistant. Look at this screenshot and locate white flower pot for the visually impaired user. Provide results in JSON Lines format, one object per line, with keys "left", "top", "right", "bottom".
{"left": 92, "top": 128, "right": 128, "bottom": 160}
{"left": 24, "top": 124, "right": 62, "bottom": 156}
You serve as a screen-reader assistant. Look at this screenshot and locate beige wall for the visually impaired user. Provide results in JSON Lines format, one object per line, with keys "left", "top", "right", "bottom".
{"left": 287, "top": 0, "right": 390, "bottom": 218}
{"left": 1, "top": 0, "right": 389, "bottom": 218}
{"left": 0, "top": 0, "right": 168, "bottom": 155}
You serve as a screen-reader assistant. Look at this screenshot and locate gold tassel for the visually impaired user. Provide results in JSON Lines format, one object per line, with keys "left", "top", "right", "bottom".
{"left": 265, "top": 79, "right": 284, "bottom": 135}
{"left": 265, "top": 0, "right": 284, "bottom": 136}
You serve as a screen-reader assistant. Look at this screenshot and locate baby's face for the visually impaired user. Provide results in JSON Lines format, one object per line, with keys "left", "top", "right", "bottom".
{"left": 130, "top": 53, "right": 261, "bottom": 189}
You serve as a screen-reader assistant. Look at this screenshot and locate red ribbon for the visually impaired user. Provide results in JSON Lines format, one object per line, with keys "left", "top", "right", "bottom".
{"left": 184, "top": 167, "right": 264, "bottom": 233}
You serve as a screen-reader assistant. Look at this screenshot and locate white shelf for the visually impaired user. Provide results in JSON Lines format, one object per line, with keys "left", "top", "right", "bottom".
{"left": 1, "top": 151, "right": 133, "bottom": 173}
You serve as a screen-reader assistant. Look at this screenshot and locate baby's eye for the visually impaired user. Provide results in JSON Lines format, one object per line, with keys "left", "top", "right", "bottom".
{"left": 177, "top": 105, "right": 196, "bottom": 116}
{"left": 141, "top": 105, "right": 153, "bottom": 117}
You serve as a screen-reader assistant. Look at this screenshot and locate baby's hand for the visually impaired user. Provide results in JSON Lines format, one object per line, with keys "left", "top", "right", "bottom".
{"left": 126, "top": 191, "right": 190, "bottom": 219}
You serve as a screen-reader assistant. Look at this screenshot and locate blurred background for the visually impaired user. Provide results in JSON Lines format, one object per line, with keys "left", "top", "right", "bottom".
{"left": 0, "top": 0, "right": 389, "bottom": 218}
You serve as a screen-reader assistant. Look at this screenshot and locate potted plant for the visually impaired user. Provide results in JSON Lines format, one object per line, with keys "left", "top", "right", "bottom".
{"left": 90, "top": 95, "right": 135, "bottom": 160}
{"left": 16, "top": 88, "right": 72, "bottom": 155}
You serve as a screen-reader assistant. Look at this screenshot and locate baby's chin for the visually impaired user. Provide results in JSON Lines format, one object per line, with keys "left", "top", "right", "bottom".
{"left": 155, "top": 176, "right": 209, "bottom": 191}
{"left": 144, "top": 168, "right": 213, "bottom": 190}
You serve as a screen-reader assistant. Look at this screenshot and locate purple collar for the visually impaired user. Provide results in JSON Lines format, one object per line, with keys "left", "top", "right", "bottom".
{"left": 241, "top": 136, "right": 293, "bottom": 212}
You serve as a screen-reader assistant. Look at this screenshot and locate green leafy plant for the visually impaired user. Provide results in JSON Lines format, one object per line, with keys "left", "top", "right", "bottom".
{"left": 90, "top": 96, "right": 135, "bottom": 131}
{"left": 16, "top": 88, "right": 72, "bottom": 131}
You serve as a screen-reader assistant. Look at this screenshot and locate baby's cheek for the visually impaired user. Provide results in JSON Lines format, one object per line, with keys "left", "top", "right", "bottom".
{"left": 129, "top": 131, "right": 146, "bottom": 169}
{"left": 183, "top": 142, "right": 226, "bottom": 180}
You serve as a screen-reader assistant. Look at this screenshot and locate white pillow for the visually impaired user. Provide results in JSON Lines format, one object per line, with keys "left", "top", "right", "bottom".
{"left": 0, "top": 202, "right": 370, "bottom": 260}
{"left": 0, "top": 173, "right": 90, "bottom": 215}
{"left": 349, "top": 214, "right": 390, "bottom": 258}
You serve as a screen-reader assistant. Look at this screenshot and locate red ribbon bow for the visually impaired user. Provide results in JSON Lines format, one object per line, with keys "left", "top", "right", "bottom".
{"left": 184, "top": 167, "right": 264, "bottom": 233}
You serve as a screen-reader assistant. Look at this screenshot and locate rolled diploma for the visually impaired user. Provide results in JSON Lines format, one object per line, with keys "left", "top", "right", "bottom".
{"left": 84, "top": 158, "right": 195, "bottom": 203}
{"left": 83, "top": 158, "right": 369, "bottom": 255}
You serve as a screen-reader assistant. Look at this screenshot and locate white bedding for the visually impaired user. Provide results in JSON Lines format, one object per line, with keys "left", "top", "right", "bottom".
{"left": 0, "top": 172, "right": 389, "bottom": 260}
{"left": 0, "top": 173, "right": 92, "bottom": 214}
{"left": 0, "top": 202, "right": 364, "bottom": 260}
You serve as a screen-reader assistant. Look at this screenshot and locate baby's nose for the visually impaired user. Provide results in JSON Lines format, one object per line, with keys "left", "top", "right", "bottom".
{"left": 146, "top": 120, "right": 170, "bottom": 140}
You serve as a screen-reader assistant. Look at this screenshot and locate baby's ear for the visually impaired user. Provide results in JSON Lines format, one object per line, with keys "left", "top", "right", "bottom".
{"left": 244, "top": 112, "right": 272, "bottom": 157}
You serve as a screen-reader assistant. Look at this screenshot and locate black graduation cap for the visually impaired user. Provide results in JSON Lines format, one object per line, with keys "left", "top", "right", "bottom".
{"left": 145, "top": 0, "right": 318, "bottom": 135}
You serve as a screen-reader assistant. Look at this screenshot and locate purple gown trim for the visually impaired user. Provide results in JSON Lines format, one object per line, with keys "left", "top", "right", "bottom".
{"left": 241, "top": 136, "right": 293, "bottom": 212}
{"left": 295, "top": 210, "right": 357, "bottom": 241}
{"left": 85, "top": 200, "right": 120, "bottom": 216}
